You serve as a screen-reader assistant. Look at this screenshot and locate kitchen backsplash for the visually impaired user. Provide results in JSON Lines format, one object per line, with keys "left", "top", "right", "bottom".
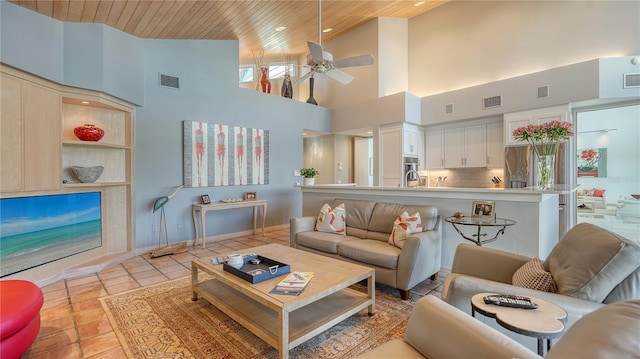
{"left": 425, "top": 168, "right": 505, "bottom": 188}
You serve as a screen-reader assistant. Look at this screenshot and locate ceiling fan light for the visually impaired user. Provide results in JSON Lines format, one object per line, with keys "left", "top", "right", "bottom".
{"left": 275, "top": 26, "right": 287, "bottom": 32}
{"left": 415, "top": 1, "right": 426, "bottom": 6}
{"left": 322, "top": 28, "right": 333, "bottom": 33}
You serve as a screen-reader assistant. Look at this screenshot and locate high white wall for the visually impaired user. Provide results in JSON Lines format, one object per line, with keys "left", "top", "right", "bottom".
{"left": 409, "top": 1, "right": 640, "bottom": 97}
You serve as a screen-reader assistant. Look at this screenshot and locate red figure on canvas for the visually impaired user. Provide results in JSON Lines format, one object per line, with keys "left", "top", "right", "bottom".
{"left": 255, "top": 129, "right": 262, "bottom": 184}
{"left": 217, "top": 124, "right": 226, "bottom": 186}
{"left": 236, "top": 128, "right": 244, "bottom": 185}
{"left": 195, "top": 122, "right": 205, "bottom": 186}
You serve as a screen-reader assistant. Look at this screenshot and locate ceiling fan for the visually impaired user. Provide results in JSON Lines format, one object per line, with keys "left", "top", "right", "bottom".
{"left": 294, "top": 0, "right": 375, "bottom": 86}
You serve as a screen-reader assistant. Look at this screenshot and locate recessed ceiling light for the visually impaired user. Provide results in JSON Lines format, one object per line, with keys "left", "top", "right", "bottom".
{"left": 80, "top": 101, "right": 90, "bottom": 104}
{"left": 275, "top": 26, "right": 287, "bottom": 32}
{"left": 367, "top": 131, "right": 373, "bottom": 135}
{"left": 322, "top": 28, "right": 333, "bottom": 33}
{"left": 415, "top": 1, "right": 425, "bottom": 6}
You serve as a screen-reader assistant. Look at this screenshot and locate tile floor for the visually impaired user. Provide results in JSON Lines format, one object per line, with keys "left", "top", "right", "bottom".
{"left": 24, "top": 228, "right": 444, "bottom": 358}
{"left": 577, "top": 207, "right": 640, "bottom": 243}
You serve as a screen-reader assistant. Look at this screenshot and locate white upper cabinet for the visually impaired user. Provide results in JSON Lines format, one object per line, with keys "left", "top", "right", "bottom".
{"left": 403, "top": 124, "right": 423, "bottom": 159}
{"left": 486, "top": 122, "right": 504, "bottom": 169}
{"left": 444, "top": 124, "right": 487, "bottom": 168}
{"left": 425, "top": 130, "right": 445, "bottom": 169}
{"left": 504, "top": 105, "right": 570, "bottom": 146}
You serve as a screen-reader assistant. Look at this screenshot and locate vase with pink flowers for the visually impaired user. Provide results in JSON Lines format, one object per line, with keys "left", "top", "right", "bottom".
{"left": 512, "top": 120, "right": 574, "bottom": 189}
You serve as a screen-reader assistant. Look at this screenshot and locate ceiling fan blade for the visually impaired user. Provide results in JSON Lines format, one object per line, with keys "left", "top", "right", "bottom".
{"left": 293, "top": 71, "right": 314, "bottom": 86}
{"left": 307, "top": 41, "right": 325, "bottom": 63}
{"left": 333, "top": 54, "right": 375, "bottom": 68}
{"left": 325, "top": 68, "right": 354, "bottom": 85}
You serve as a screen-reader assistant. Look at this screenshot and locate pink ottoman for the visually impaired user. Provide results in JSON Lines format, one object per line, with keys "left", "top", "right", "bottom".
{"left": 0, "top": 280, "right": 44, "bottom": 359}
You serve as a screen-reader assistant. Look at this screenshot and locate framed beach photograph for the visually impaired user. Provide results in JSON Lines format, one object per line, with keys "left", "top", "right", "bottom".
{"left": 472, "top": 201, "right": 496, "bottom": 218}
{"left": 244, "top": 191, "right": 257, "bottom": 200}
{"left": 200, "top": 194, "right": 211, "bottom": 204}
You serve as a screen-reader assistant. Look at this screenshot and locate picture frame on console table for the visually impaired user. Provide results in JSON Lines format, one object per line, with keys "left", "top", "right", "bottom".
{"left": 472, "top": 201, "right": 496, "bottom": 219}
{"left": 201, "top": 195, "right": 211, "bottom": 204}
{"left": 244, "top": 192, "right": 257, "bottom": 200}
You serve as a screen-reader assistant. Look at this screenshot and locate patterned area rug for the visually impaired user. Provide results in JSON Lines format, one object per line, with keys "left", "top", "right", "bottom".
{"left": 100, "top": 277, "right": 413, "bottom": 358}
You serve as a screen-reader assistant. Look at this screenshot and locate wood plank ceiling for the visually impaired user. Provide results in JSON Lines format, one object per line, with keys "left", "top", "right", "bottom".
{"left": 10, "top": 0, "right": 447, "bottom": 59}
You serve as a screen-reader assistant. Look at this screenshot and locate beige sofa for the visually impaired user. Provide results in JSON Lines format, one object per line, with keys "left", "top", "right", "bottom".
{"left": 290, "top": 198, "right": 441, "bottom": 299}
{"left": 356, "top": 295, "right": 640, "bottom": 359}
{"left": 441, "top": 223, "right": 640, "bottom": 350}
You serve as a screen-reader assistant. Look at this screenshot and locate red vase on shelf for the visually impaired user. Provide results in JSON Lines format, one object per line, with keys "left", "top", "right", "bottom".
{"left": 258, "top": 67, "right": 271, "bottom": 94}
{"left": 74, "top": 124, "right": 104, "bottom": 141}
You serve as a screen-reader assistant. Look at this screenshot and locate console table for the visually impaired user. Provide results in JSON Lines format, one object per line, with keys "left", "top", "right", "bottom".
{"left": 192, "top": 200, "right": 267, "bottom": 249}
{"left": 445, "top": 216, "right": 516, "bottom": 246}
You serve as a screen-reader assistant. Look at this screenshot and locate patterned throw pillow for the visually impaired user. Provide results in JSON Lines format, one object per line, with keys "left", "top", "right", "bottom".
{"left": 512, "top": 257, "right": 556, "bottom": 292}
{"left": 388, "top": 211, "right": 422, "bottom": 249}
{"left": 314, "top": 203, "right": 346, "bottom": 235}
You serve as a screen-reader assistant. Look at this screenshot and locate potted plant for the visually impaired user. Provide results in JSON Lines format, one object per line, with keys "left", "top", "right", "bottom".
{"left": 300, "top": 168, "right": 319, "bottom": 186}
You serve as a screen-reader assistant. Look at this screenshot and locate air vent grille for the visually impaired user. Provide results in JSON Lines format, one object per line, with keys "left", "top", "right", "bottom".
{"left": 482, "top": 95, "right": 502, "bottom": 109}
{"left": 445, "top": 103, "right": 454, "bottom": 114}
{"left": 624, "top": 73, "right": 640, "bottom": 88}
{"left": 537, "top": 85, "right": 549, "bottom": 98}
{"left": 159, "top": 73, "right": 180, "bottom": 89}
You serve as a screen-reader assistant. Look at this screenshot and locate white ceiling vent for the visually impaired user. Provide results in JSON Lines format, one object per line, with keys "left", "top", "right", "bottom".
{"left": 445, "top": 103, "right": 454, "bottom": 114}
{"left": 159, "top": 73, "right": 180, "bottom": 89}
{"left": 537, "top": 85, "right": 549, "bottom": 98}
{"left": 624, "top": 73, "right": 640, "bottom": 88}
{"left": 482, "top": 95, "right": 502, "bottom": 110}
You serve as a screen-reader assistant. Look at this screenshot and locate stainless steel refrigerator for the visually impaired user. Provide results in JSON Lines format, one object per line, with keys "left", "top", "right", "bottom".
{"left": 504, "top": 144, "right": 567, "bottom": 188}
{"left": 504, "top": 144, "right": 574, "bottom": 237}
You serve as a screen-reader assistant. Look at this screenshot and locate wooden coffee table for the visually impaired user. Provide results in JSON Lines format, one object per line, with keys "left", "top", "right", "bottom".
{"left": 471, "top": 293, "right": 567, "bottom": 355}
{"left": 191, "top": 243, "right": 375, "bottom": 359}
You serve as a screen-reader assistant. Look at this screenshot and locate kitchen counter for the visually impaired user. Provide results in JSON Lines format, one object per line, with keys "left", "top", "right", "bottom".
{"left": 299, "top": 185, "right": 573, "bottom": 269}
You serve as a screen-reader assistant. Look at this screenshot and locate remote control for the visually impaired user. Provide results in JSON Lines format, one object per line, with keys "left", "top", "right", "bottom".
{"left": 483, "top": 294, "right": 538, "bottom": 309}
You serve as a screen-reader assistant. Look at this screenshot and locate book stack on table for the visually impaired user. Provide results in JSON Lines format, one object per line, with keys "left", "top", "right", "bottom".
{"left": 270, "top": 272, "right": 314, "bottom": 296}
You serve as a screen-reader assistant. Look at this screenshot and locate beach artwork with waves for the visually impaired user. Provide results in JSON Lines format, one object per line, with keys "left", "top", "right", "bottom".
{"left": 0, "top": 192, "right": 102, "bottom": 277}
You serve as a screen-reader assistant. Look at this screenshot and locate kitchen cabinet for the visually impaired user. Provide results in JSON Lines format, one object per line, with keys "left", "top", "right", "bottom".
{"left": 379, "top": 123, "right": 425, "bottom": 187}
{"left": 486, "top": 122, "right": 504, "bottom": 169}
{"left": 403, "top": 124, "right": 423, "bottom": 160}
{"left": 379, "top": 125, "right": 403, "bottom": 187}
{"left": 1, "top": 70, "right": 61, "bottom": 192}
{"left": 504, "top": 105, "right": 570, "bottom": 145}
{"left": 425, "top": 130, "right": 445, "bottom": 169}
{"left": 444, "top": 124, "right": 486, "bottom": 168}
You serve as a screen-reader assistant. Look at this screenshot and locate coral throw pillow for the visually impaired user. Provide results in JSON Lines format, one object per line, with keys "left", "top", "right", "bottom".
{"left": 512, "top": 257, "right": 556, "bottom": 292}
{"left": 388, "top": 211, "right": 422, "bottom": 249}
{"left": 315, "top": 203, "right": 346, "bottom": 235}
{"left": 593, "top": 188, "right": 605, "bottom": 197}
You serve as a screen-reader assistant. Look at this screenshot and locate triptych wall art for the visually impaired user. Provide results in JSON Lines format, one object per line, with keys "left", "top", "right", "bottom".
{"left": 183, "top": 121, "right": 269, "bottom": 187}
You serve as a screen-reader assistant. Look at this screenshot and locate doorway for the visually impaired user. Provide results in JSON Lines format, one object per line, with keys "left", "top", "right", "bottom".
{"left": 574, "top": 103, "right": 640, "bottom": 242}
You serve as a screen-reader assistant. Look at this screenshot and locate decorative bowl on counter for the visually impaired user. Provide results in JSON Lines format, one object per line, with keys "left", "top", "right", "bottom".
{"left": 74, "top": 124, "right": 104, "bottom": 141}
{"left": 70, "top": 166, "right": 104, "bottom": 183}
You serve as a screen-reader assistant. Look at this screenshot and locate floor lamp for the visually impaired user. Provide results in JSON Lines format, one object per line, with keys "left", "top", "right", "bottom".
{"left": 151, "top": 185, "right": 186, "bottom": 258}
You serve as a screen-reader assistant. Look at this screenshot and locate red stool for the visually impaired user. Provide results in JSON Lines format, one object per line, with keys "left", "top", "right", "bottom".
{"left": 0, "top": 280, "right": 44, "bottom": 359}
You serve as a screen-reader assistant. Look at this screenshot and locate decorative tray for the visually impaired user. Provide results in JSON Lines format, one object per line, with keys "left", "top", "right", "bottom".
{"left": 223, "top": 255, "right": 290, "bottom": 284}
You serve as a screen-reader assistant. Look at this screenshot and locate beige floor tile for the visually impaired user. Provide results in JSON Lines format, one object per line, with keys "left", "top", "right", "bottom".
{"left": 68, "top": 284, "right": 108, "bottom": 303}
{"left": 97, "top": 267, "right": 130, "bottom": 281}
{"left": 124, "top": 263, "right": 155, "bottom": 274}
{"left": 74, "top": 307, "right": 108, "bottom": 326}
{"left": 38, "top": 315, "right": 75, "bottom": 336}
{"left": 85, "top": 346, "right": 127, "bottom": 359}
{"left": 24, "top": 342, "right": 81, "bottom": 359}
{"left": 100, "top": 275, "right": 137, "bottom": 287}
{"left": 104, "top": 280, "right": 141, "bottom": 295}
{"left": 71, "top": 297, "right": 103, "bottom": 312}
{"left": 42, "top": 288, "right": 69, "bottom": 303}
{"left": 41, "top": 280, "right": 66, "bottom": 293}
{"left": 80, "top": 331, "right": 121, "bottom": 358}
{"left": 136, "top": 275, "right": 169, "bottom": 287}
{"left": 131, "top": 268, "right": 163, "bottom": 280}
{"left": 66, "top": 274, "right": 100, "bottom": 288}
{"left": 165, "top": 268, "right": 192, "bottom": 279}
{"left": 77, "top": 318, "right": 114, "bottom": 340}
{"left": 28, "top": 327, "right": 78, "bottom": 356}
